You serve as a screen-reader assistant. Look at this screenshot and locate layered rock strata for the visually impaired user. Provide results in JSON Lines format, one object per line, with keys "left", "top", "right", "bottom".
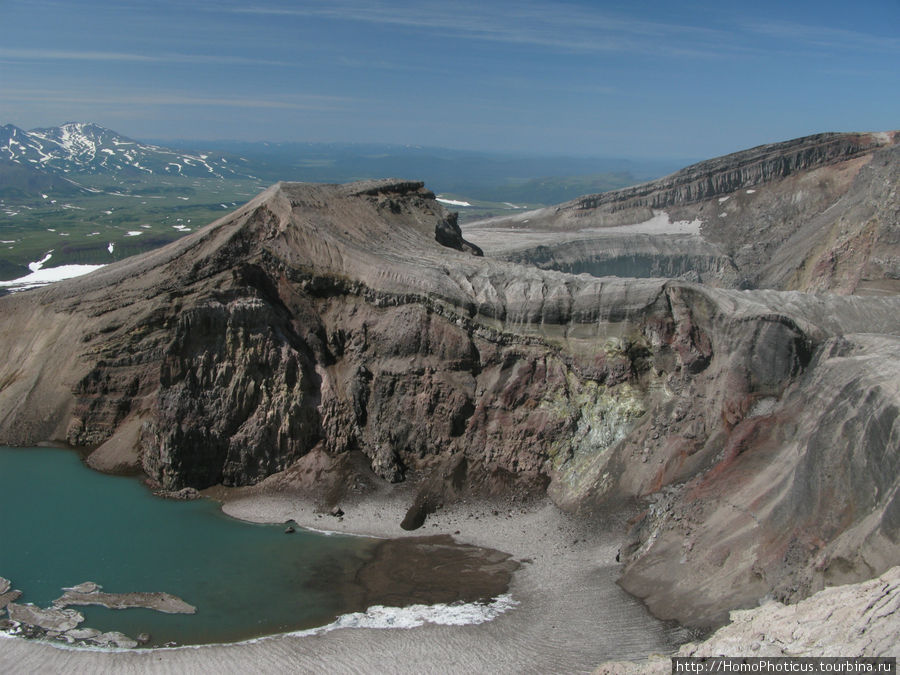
{"left": 465, "top": 131, "right": 900, "bottom": 294}
{"left": 0, "top": 175, "right": 898, "bottom": 627}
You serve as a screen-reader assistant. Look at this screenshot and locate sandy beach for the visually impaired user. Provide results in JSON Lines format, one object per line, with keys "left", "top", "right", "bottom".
{"left": 1, "top": 490, "right": 686, "bottom": 674}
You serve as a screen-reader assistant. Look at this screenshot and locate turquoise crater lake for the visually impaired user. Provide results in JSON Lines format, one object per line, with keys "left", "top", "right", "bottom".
{"left": 0, "top": 446, "right": 384, "bottom": 647}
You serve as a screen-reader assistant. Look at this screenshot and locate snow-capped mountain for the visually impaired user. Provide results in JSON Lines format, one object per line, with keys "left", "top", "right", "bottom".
{"left": 0, "top": 122, "right": 256, "bottom": 179}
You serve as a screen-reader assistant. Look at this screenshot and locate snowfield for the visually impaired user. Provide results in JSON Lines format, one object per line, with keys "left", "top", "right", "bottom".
{"left": 437, "top": 197, "right": 472, "bottom": 207}
{"left": 0, "top": 264, "right": 105, "bottom": 291}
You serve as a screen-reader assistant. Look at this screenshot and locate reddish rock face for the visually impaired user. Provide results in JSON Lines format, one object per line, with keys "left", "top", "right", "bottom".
{"left": 0, "top": 142, "right": 898, "bottom": 630}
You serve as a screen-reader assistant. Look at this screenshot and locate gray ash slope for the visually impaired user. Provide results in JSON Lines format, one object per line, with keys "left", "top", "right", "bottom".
{"left": 465, "top": 131, "right": 900, "bottom": 295}
{"left": 0, "top": 155, "right": 898, "bottom": 629}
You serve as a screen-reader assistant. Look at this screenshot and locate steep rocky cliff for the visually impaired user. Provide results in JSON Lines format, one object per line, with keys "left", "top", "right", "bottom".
{"left": 571, "top": 132, "right": 886, "bottom": 212}
{"left": 1, "top": 169, "right": 898, "bottom": 628}
{"left": 465, "top": 131, "right": 900, "bottom": 295}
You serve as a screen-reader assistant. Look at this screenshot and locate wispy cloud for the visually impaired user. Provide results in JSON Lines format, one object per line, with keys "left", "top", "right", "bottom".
{"left": 0, "top": 47, "right": 159, "bottom": 62}
{"left": 0, "top": 47, "right": 291, "bottom": 67}
{"left": 2, "top": 88, "right": 351, "bottom": 111}
{"left": 743, "top": 20, "right": 900, "bottom": 54}
{"left": 228, "top": 0, "right": 737, "bottom": 58}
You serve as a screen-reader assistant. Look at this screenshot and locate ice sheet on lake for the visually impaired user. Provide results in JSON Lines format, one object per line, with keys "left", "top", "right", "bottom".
{"left": 280, "top": 594, "right": 518, "bottom": 641}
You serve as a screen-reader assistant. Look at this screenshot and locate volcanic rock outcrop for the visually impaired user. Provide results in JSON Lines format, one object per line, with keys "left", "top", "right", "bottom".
{"left": 465, "top": 131, "right": 900, "bottom": 295}
{"left": 598, "top": 566, "right": 900, "bottom": 671}
{"left": 0, "top": 144, "right": 898, "bottom": 629}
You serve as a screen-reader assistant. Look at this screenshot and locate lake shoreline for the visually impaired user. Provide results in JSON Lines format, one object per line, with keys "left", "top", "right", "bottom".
{"left": 0, "top": 483, "right": 685, "bottom": 673}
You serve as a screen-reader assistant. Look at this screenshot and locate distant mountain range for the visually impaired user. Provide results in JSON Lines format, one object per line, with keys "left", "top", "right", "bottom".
{"left": 0, "top": 121, "right": 682, "bottom": 280}
{"left": 0, "top": 122, "right": 257, "bottom": 182}
{"left": 1, "top": 122, "right": 680, "bottom": 203}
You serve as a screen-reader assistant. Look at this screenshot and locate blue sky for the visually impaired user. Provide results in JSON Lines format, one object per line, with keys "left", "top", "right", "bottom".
{"left": 1, "top": 0, "right": 898, "bottom": 159}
